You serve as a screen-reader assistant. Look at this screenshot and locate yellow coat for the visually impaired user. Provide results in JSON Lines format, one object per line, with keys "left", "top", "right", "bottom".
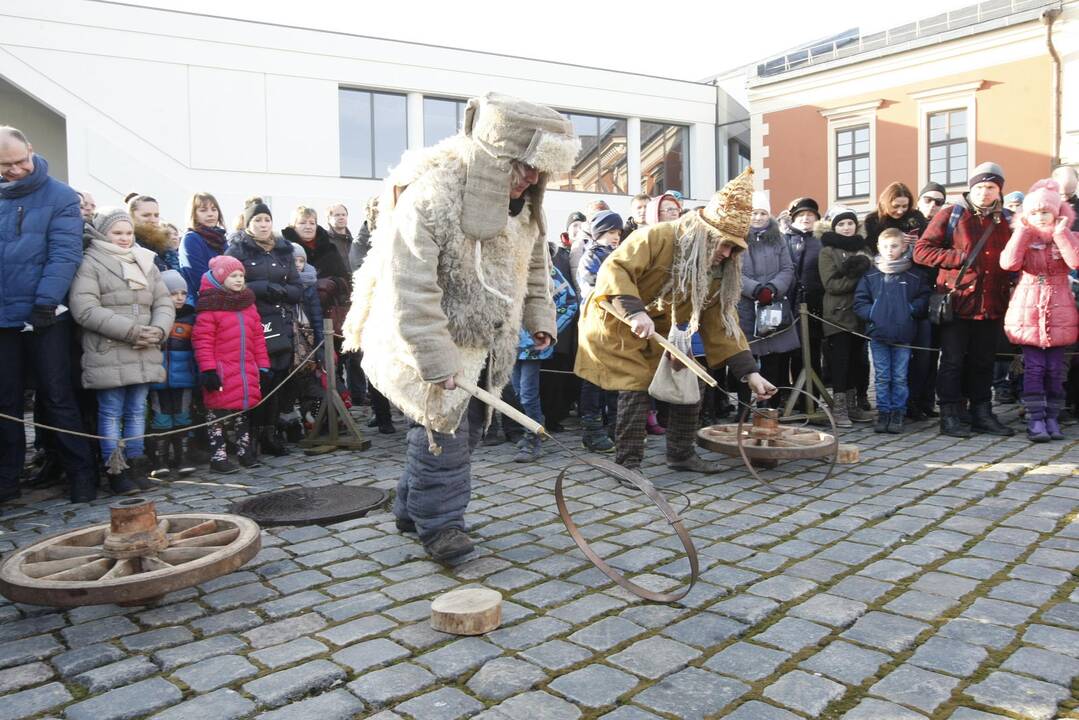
{"left": 575, "top": 214, "right": 750, "bottom": 392}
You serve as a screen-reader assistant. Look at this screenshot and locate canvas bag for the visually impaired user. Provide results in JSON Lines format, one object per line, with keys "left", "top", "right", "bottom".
{"left": 648, "top": 325, "right": 701, "bottom": 405}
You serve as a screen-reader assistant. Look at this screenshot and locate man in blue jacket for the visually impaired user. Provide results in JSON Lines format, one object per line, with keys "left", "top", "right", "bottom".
{"left": 0, "top": 127, "right": 97, "bottom": 504}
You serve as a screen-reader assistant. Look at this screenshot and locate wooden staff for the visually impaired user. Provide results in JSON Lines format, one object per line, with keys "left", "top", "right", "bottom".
{"left": 453, "top": 376, "right": 545, "bottom": 436}
{"left": 597, "top": 300, "right": 717, "bottom": 388}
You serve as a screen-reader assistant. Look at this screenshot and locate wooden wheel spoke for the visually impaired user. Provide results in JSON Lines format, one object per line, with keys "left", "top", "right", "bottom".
{"left": 168, "top": 519, "right": 217, "bottom": 541}
{"left": 158, "top": 546, "right": 217, "bottom": 564}
{"left": 169, "top": 528, "right": 239, "bottom": 549}
{"left": 42, "top": 545, "right": 102, "bottom": 561}
{"left": 41, "top": 557, "right": 111, "bottom": 581}
{"left": 100, "top": 559, "right": 135, "bottom": 581}
{"left": 139, "top": 556, "right": 173, "bottom": 572}
{"left": 23, "top": 554, "right": 105, "bottom": 578}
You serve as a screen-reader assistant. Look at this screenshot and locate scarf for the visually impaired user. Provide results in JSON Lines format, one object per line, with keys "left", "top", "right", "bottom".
{"left": 193, "top": 225, "right": 227, "bottom": 253}
{"left": 0, "top": 155, "right": 48, "bottom": 199}
{"left": 298, "top": 263, "right": 317, "bottom": 288}
{"left": 651, "top": 211, "right": 742, "bottom": 337}
{"left": 195, "top": 285, "right": 256, "bottom": 312}
{"left": 90, "top": 238, "right": 152, "bottom": 290}
{"left": 876, "top": 255, "right": 912, "bottom": 274}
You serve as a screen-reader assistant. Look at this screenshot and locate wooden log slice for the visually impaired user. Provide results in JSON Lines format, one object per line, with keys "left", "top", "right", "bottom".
{"left": 837, "top": 443, "right": 860, "bottom": 464}
{"left": 430, "top": 587, "right": 502, "bottom": 635}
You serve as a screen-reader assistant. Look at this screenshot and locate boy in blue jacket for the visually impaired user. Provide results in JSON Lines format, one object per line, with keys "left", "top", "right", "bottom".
{"left": 854, "top": 229, "right": 930, "bottom": 434}
{"left": 150, "top": 270, "right": 198, "bottom": 476}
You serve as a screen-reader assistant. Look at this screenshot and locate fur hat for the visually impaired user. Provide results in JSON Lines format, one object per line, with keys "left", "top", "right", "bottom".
{"left": 291, "top": 242, "right": 307, "bottom": 260}
{"left": 92, "top": 207, "right": 133, "bottom": 237}
{"left": 459, "top": 92, "right": 581, "bottom": 240}
{"left": 160, "top": 269, "right": 187, "bottom": 294}
{"left": 700, "top": 167, "right": 754, "bottom": 247}
{"left": 590, "top": 211, "right": 623, "bottom": 237}
{"left": 969, "top": 161, "right": 1005, "bottom": 190}
{"left": 751, "top": 191, "right": 770, "bottom": 215}
{"left": 788, "top": 197, "right": 820, "bottom": 221}
{"left": 243, "top": 202, "right": 272, "bottom": 228}
{"left": 209, "top": 255, "right": 245, "bottom": 284}
{"left": 1023, "top": 179, "right": 1066, "bottom": 217}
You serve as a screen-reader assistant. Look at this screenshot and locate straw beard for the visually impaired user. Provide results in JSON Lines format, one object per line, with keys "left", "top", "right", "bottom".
{"left": 651, "top": 211, "right": 743, "bottom": 338}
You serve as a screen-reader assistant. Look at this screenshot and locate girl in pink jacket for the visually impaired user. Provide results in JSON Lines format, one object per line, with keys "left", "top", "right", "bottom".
{"left": 193, "top": 256, "right": 270, "bottom": 473}
{"left": 1000, "top": 179, "right": 1079, "bottom": 442}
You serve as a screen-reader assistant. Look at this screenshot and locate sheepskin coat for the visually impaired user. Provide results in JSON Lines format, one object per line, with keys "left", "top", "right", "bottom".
{"left": 343, "top": 136, "right": 558, "bottom": 433}
{"left": 69, "top": 241, "right": 175, "bottom": 390}
{"left": 1000, "top": 219, "right": 1079, "bottom": 348}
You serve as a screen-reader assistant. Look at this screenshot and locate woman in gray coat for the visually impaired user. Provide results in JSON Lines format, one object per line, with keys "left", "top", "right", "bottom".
{"left": 736, "top": 201, "right": 800, "bottom": 406}
{"left": 70, "top": 208, "right": 174, "bottom": 493}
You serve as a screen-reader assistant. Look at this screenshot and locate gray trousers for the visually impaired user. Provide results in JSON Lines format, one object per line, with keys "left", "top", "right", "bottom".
{"left": 394, "top": 398, "right": 484, "bottom": 543}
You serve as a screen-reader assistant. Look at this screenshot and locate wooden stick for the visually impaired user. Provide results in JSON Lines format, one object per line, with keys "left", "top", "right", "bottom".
{"left": 454, "top": 376, "right": 545, "bottom": 436}
{"left": 598, "top": 301, "right": 717, "bottom": 387}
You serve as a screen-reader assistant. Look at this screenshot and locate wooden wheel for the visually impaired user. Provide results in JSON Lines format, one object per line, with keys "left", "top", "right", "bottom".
{"left": 697, "top": 424, "right": 836, "bottom": 460}
{"left": 0, "top": 513, "right": 261, "bottom": 607}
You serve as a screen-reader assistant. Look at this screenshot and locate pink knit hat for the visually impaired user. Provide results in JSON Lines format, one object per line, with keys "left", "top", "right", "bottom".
{"left": 209, "top": 255, "right": 245, "bottom": 284}
{"left": 1023, "top": 179, "right": 1064, "bottom": 215}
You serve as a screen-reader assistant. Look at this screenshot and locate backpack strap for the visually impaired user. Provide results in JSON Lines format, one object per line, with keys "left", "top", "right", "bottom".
{"left": 945, "top": 203, "right": 963, "bottom": 246}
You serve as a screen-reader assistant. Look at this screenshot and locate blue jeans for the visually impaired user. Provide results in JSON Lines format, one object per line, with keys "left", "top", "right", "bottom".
{"left": 579, "top": 380, "right": 617, "bottom": 423}
{"left": 98, "top": 384, "right": 150, "bottom": 459}
{"left": 870, "top": 342, "right": 911, "bottom": 413}
{"left": 511, "top": 359, "right": 543, "bottom": 425}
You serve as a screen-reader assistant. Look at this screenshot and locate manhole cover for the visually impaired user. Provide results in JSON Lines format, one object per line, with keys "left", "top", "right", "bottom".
{"left": 230, "top": 486, "right": 388, "bottom": 527}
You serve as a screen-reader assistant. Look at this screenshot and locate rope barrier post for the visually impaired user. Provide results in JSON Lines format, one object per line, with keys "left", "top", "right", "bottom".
{"left": 782, "top": 304, "right": 833, "bottom": 423}
{"left": 300, "top": 320, "right": 371, "bottom": 454}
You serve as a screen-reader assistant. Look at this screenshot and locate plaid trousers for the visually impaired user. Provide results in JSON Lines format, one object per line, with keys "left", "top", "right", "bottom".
{"left": 615, "top": 390, "right": 700, "bottom": 468}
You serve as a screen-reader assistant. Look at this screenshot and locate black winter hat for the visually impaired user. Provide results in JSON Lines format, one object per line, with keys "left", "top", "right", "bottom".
{"left": 830, "top": 209, "right": 858, "bottom": 231}
{"left": 243, "top": 202, "right": 272, "bottom": 228}
{"left": 565, "top": 211, "right": 586, "bottom": 231}
{"left": 590, "top": 210, "right": 623, "bottom": 238}
{"left": 788, "top": 197, "right": 820, "bottom": 221}
{"left": 919, "top": 181, "right": 946, "bottom": 198}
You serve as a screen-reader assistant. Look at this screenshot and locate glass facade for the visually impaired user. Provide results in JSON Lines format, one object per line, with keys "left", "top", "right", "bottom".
{"left": 423, "top": 97, "right": 466, "bottom": 146}
{"left": 548, "top": 113, "right": 628, "bottom": 193}
{"left": 339, "top": 88, "right": 407, "bottom": 179}
{"left": 640, "top": 121, "right": 688, "bottom": 196}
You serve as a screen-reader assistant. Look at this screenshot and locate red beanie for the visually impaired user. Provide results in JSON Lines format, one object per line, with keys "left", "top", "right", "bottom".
{"left": 209, "top": 255, "right": 245, "bottom": 284}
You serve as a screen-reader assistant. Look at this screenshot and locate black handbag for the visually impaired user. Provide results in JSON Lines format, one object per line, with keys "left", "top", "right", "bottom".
{"left": 262, "top": 307, "right": 292, "bottom": 355}
{"left": 928, "top": 218, "right": 996, "bottom": 325}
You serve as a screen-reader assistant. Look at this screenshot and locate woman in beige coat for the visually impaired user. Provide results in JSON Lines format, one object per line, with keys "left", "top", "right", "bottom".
{"left": 70, "top": 208, "right": 174, "bottom": 494}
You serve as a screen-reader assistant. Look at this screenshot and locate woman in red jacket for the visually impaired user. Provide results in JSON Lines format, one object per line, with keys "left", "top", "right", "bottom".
{"left": 193, "top": 256, "right": 270, "bottom": 474}
{"left": 1000, "top": 179, "right": 1079, "bottom": 442}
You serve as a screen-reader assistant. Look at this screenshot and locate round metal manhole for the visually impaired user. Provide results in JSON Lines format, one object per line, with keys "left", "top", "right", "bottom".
{"left": 230, "top": 486, "right": 388, "bottom": 527}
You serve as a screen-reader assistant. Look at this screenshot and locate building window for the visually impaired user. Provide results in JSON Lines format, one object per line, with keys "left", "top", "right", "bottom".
{"left": 641, "top": 121, "right": 688, "bottom": 195}
{"left": 339, "top": 88, "right": 407, "bottom": 179}
{"left": 548, "top": 113, "right": 627, "bottom": 193}
{"left": 424, "top": 97, "right": 466, "bottom": 147}
{"left": 835, "top": 125, "right": 870, "bottom": 200}
{"left": 928, "top": 109, "right": 967, "bottom": 186}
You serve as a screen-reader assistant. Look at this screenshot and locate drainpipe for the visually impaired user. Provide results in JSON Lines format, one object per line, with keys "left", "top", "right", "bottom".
{"left": 1041, "top": 6, "right": 1063, "bottom": 168}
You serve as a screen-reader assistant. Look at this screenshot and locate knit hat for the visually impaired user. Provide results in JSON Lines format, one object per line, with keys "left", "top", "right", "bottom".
{"left": 590, "top": 210, "right": 623, "bottom": 238}
{"left": 1022, "top": 179, "right": 1063, "bottom": 216}
{"left": 919, "top": 182, "right": 946, "bottom": 198}
{"left": 830, "top": 207, "right": 858, "bottom": 231}
{"left": 160, "top": 269, "right": 186, "bottom": 294}
{"left": 1003, "top": 191, "right": 1025, "bottom": 205}
{"left": 969, "top": 161, "right": 1005, "bottom": 190}
{"left": 565, "top": 211, "right": 586, "bottom": 230}
{"left": 92, "top": 207, "right": 133, "bottom": 237}
{"left": 243, "top": 202, "right": 272, "bottom": 228}
{"left": 751, "top": 191, "right": 770, "bottom": 215}
{"left": 788, "top": 197, "right": 820, "bottom": 221}
{"left": 291, "top": 242, "right": 307, "bottom": 260}
{"left": 209, "top": 255, "right": 245, "bottom": 284}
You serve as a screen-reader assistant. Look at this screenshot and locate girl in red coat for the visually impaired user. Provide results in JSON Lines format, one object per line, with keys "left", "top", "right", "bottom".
{"left": 1000, "top": 179, "right": 1079, "bottom": 442}
{"left": 193, "top": 256, "right": 270, "bottom": 473}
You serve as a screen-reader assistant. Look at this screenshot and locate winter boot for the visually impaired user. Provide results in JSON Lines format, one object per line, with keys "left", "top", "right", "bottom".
{"left": 151, "top": 439, "right": 172, "bottom": 479}
{"left": 1046, "top": 396, "right": 1066, "bottom": 440}
{"left": 858, "top": 390, "right": 872, "bottom": 413}
{"left": 513, "top": 433, "right": 541, "bottom": 463}
{"left": 259, "top": 427, "right": 290, "bottom": 456}
{"left": 970, "top": 401, "right": 1015, "bottom": 437}
{"left": 887, "top": 410, "right": 905, "bottom": 434}
{"left": 667, "top": 454, "right": 723, "bottom": 473}
{"left": 581, "top": 416, "right": 614, "bottom": 453}
{"left": 127, "top": 456, "right": 154, "bottom": 490}
{"left": 424, "top": 528, "right": 474, "bottom": 563}
{"left": 210, "top": 459, "right": 238, "bottom": 475}
{"left": 848, "top": 392, "right": 873, "bottom": 423}
{"left": 940, "top": 403, "right": 973, "bottom": 438}
{"left": 1045, "top": 418, "right": 1065, "bottom": 441}
{"left": 25, "top": 456, "right": 65, "bottom": 489}
{"left": 378, "top": 417, "right": 397, "bottom": 435}
{"left": 394, "top": 516, "right": 416, "bottom": 533}
{"left": 173, "top": 436, "right": 197, "bottom": 476}
{"left": 645, "top": 410, "right": 666, "bottom": 435}
{"left": 874, "top": 412, "right": 890, "bottom": 433}
{"left": 107, "top": 469, "right": 140, "bottom": 496}
{"left": 68, "top": 471, "right": 98, "bottom": 504}
{"left": 957, "top": 399, "right": 972, "bottom": 426}
{"left": 483, "top": 414, "right": 505, "bottom": 446}
{"left": 1027, "top": 419, "right": 1050, "bottom": 442}
{"left": 830, "top": 391, "right": 853, "bottom": 428}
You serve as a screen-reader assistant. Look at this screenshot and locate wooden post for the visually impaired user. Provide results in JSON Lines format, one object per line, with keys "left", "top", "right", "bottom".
{"left": 782, "top": 304, "right": 834, "bottom": 422}
{"left": 300, "top": 319, "right": 371, "bottom": 454}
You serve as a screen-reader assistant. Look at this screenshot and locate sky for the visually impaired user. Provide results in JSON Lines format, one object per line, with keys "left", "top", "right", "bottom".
{"left": 131, "top": 0, "right": 977, "bottom": 88}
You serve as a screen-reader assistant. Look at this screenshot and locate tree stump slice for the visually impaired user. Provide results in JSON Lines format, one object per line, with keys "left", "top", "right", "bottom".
{"left": 430, "top": 587, "right": 502, "bottom": 635}
{"left": 837, "top": 443, "right": 860, "bottom": 464}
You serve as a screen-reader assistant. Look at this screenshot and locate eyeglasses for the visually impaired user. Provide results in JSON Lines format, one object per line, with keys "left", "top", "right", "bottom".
{"left": 0, "top": 155, "right": 32, "bottom": 172}
{"left": 921, "top": 196, "right": 945, "bottom": 206}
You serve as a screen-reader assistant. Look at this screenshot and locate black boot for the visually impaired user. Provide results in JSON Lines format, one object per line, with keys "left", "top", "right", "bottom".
{"left": 69, "top": 471, "right": 97, "bottom": 504}
{"left": 887, "top": 410, "right": 904, "bottom": 434}
{"left": 970, "top": 401, "right": 1015, "bottom": 436}
{"left": 26, "top": 457, "right": 65, "bottom": 489}
{"left": 874, "top": 412, "right": 890, "bottom": 433}
{"left": 107, "top": 469, "right": 140, "bottom": 495}
{"left": 174, "top": 436, "right": 197, "bottom": 475}
{"left": 259, "top": 427, "right": 290, "bottom": 456}
{"left": 151, "top": 439, "right": 172, "bottom": 479}
{"left": 127, "top": 456, "right": 154, "bottom": 490}
{"left": 940, "top": 403, "right": 973, "bottom": 438}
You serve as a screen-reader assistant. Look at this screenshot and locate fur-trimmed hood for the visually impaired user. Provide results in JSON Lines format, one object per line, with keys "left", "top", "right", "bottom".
{"left": 747, "top": 219, "right": 783, "bottom": 244}
{"left": 820, "top": 231, "right": 867, "bottom": 252}
{"left": 135, "top": 222, "right": 173, "bottom": 255}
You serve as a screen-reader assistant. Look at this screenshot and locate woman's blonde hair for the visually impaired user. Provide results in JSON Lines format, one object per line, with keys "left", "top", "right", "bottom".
{"left": 291, "top": 206, "right": 317, "bottom": 227}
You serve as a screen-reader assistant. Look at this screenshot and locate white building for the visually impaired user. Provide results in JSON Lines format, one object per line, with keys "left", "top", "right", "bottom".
{"left": 1, "top": 0, "right": 749, "bottom": 238}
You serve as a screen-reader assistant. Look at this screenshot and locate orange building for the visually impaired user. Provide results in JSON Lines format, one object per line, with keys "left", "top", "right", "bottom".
{"left": 746, "top": 0, "right": 1078, "bottom": 215}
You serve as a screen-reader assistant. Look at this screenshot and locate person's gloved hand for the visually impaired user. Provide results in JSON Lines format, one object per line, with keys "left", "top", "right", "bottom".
{"left": 755, "top": 284, "right": 774, "bottom": 305}
{"left": 29, "top": 305, "right": 57, "bottom": 331}
{"left": 266, "top": 283, "right": 286, "bottom": 301}
{"left": 200, "top": 371, "right": 222, "bottom": 391}
{"left": 840, "top": 254, "right": 872, "bottom": 279}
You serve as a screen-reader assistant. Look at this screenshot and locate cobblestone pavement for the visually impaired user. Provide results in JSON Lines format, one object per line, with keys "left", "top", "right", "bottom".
{"left": 1, "top": 405, "right": 1077, "bottom": 720}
